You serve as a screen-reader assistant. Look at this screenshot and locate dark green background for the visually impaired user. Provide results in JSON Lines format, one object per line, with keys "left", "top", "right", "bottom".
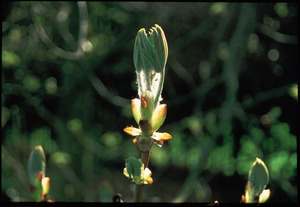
{"left": 2, "top": 2, "right": 298, "bottom": 202}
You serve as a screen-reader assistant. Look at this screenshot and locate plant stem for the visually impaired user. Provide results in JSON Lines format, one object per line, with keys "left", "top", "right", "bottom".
{"left": 141, "top": 149, "right": 151, "bottom": 168}
{"left": 135, "top": 184, "right": 144, "bottom": 202}
{"left": 135, "top": 149, "right": 151, "bottom": 202}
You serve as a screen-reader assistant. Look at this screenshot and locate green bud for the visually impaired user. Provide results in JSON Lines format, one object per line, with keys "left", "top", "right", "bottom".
{"left": 248, "top": 158, "right": 269, "bottom": 197}
{"left": 133, "top": 24, "right": 168, "bottom": 74}
{"left": 133, "top": 24, "right": 168, "bottom": 109}
{"left": 28, "top": 145, "right": 46, "bottom": 185}
{"left": 28, "top": 145, "right": 47, "bottom": 201}
{"left": 124, "top": 157, "right": 143, "bottom": 184}
{"left": 123, "top": 157, "right": 153, "bottom": 185}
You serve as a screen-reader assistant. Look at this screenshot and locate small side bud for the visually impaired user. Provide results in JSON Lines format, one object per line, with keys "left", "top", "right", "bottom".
{"left": 248, "top": 158, "right": 269, "bottom": 196}
{"left": 28, "top": 145, "right": 46, "bottom": 186}
{"left": 124, "top": 157, "right": 142, "bottom": 184}
{"left": 243, "top": 158, "right": 271, "bottom": 203}
{"left": 123, "top": 157, "right": 153, "bottom": 185}
{"left": 27, "top": 145, "right": 52, "bottom": 202}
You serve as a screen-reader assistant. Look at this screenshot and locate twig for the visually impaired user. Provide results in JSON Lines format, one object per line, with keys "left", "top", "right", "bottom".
{"left": 169, "top": 58, "right": 196, "bottom": 88}
{"left": 30, "top": 2, "right": 88, "bottom": 60}
{"left": 135, "top": 185, "right": 145, "bottom": 202}
{"left": 89, "top": 73, "right": 129, "bottom": 107}
{"left": 241, "top": 84, "right": 294, "bottom": 110}
{"left": 219, "top": 3, "right": 256, "bottom": 129}
{"left": 258, "top": 23, "right": 298, "bottom": 44}
{"left": 135, "top": 150, "right": 150, "bottom": 202}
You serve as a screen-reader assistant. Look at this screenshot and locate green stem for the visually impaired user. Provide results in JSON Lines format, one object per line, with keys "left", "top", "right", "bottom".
{"left": 135, "top": 149, "right": 151, "bottom": 202}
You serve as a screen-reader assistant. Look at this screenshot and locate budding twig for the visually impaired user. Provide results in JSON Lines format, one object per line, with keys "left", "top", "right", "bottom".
{"left": 123, "top": 24, "right": 171, "bottom": 202}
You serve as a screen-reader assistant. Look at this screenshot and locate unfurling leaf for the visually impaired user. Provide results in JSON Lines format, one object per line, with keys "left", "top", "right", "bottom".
{"left": 123, "top": 157, "right": 153, "bottom": 185}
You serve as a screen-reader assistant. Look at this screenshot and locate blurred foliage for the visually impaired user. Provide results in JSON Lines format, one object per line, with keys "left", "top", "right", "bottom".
{"left": 1, "top": 2, "right": 298, "bottom": 202}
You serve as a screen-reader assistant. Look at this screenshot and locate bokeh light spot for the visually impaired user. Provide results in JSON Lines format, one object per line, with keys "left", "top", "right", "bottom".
{"left": 268, "top": 49, "right": 279, "bottom": 61}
